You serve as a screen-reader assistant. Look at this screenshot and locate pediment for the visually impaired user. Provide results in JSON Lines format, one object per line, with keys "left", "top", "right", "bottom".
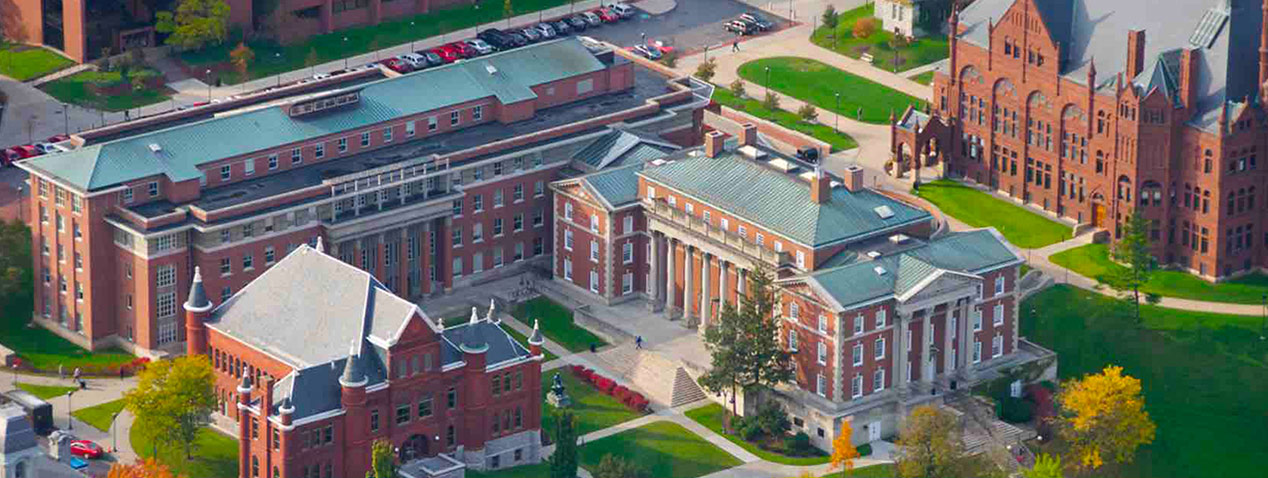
{"left": 899, "top": 271, "right": 979, "bottom": 306}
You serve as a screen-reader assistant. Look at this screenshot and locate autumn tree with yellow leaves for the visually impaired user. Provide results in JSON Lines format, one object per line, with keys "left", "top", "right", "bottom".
{"left": 1055, "top": 365, "right": 1156, "bottom": 470}
{"left": 107, "top": 459, "right": 185, "bottom": 478}
{"left": 830, "top": 420, "right": 861, "bottom": 473}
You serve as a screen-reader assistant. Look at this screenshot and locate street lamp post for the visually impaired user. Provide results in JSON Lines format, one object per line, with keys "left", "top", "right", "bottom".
{"left": 275, "top": 53, "right": 282, "bottom": 87}
{"left": 764, "top": 66, "right": 770, "bottom": 97}
{"left": 411, "top": 22, "right": 417, "bottom": 51}
{"left": 110, "top": 412, "right": 121, "bottom": 452}
{"left": 834, "top": 92, "right": 841, "bottom": 133}
{"left": 66, "top": 390, "right": 75, "bottom": 430}
{"left": 343, "top": 37, "right": 350, "bottom": 69}
{"left": 205, "top": 69, "right": 212, "bottom": 101}
{"left": 1259, "top": 293, "right": 1266, "bottom": 340}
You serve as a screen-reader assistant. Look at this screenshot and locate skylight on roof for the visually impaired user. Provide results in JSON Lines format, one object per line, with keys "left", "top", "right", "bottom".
{"left": 873, "top": 205, "right": 895, "bottom": 219}
{"left": 1188, "top": 8, "right": 1228, "bottom": 49}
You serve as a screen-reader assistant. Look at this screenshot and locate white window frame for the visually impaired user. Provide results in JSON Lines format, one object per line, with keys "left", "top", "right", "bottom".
{"left": 817, "top": 314, "right": 827, "bottom": 333}
{"left": 589, "top": 270, "right": 599, "bottom": 293}
{"left": 993, "top": 303, "right": 1005, "bottom": 325}
{"left": 817, "top": 342, "right": 827, "bottom": 365}
{"left": 852, "top": 343, "right": 863, "bottom": 366}
{"left": 853, "top": 315, "right": 863, "bottom": 335}
{"left": 563, "top": 257, "right": 573, "bottom": 281}
{"left": 873, "top": 368, "right": 885, "bottom": 392}
{"left": 995, "top": 276, "right": 1005, "bottom": 295}
{"left": 875, "top": 309, "right": 886, "bottom": 328}
{"left": 874, "top": 337, "right": 885, "bottom": 359}
{"left": 622, "top": 271, "right": 633, "bottom": 294}
{"left": 623, "top": 216, "right": 634, "bottom": 234}
{"left": 851, "top": 374, "right": 863, "bottom": 398}
{"left": 590, "top": 240, "right": 599, "bottom": 262}
{"left": 622, "top": 242, "right": 633, "bottom": 264}
{"left": 973, "top": 339, "right": 982, "bottom": 363}
{"left": 564, "top": 229, "right": 574, "bottom": 251}
{"left": 816, "top": 373, "right": 826, "bottom": 397}
{"left": 788, "top": 329, "right": 798, "bottom": 351}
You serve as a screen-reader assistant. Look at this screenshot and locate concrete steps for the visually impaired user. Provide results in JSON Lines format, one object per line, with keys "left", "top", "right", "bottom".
{"left": 670, "top": 368, "right": 707, "bottom": 408}
{"left": 595, "top": 344, "right": 707, "bottom": 408}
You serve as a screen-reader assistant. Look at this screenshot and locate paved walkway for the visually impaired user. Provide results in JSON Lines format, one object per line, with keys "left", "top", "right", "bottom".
{"left": 2, "top": 373, "right": 138, "bottom": 463}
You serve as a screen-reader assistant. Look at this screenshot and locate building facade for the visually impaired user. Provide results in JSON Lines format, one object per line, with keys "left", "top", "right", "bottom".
{"left": 894, "top": 0, "right": 1268, "bottom": 280}
{"left": 18, "top": 38, "right": 707, "bottom": 357}
{"left": 184, "top": 241, "right": 545, "bottom": 478}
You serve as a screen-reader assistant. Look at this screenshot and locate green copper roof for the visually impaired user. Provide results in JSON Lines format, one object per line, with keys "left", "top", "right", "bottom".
{"left": 583, "top": 162, "right": 645, "bottom": 208}
{"left": 806, "top": 229, "right": 1021, "bottom": 309}
{"left": 25, "top": 38, "right": 606, "bottom": 192}
{"left": 639, "top": 154, "right": 931, "bottom": 246}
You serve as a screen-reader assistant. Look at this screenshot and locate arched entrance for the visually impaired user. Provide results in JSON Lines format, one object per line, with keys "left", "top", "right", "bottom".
{"left": 1090, "top": 193, "right": 1106, "bottom": 228}
{"left": 399, "top": 434, "right": 429, "bottom": 462}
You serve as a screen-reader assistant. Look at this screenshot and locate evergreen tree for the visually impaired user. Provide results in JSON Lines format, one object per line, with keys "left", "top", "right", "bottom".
{"left": 548, "top": 410, "right": 578, "bottom": 478}
{"left": 1099, "top": 212, "right": 1157, "bottom": 322}
{"left": 699, "top": 268, "right": 794, "bottom": 417}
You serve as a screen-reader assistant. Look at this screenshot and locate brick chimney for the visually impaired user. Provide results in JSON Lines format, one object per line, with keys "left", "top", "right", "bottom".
{"left": 1126, "top": 30, "right": 1146, "bottom": 81}
{"left": 704, "top": 130, "right": 726, "bottom": 158}
{"left": 843, "top": 165, "right": 865, "bottom": 192}
{"left": 810, "top": 166, "right": 832, "bottom": 204}
{"left": 739, "top": 123, "right": 758, "bottom": 146}
{"left": 1179, "top": 48, "right": 1199, "bottom": 109}
{"left": 263, "top": 377, "right": 274, "bottom": 419}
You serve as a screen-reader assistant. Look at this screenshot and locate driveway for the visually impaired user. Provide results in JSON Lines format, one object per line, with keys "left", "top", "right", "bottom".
{"left": 584, "top": 0, "right": 789, "bottom": 53}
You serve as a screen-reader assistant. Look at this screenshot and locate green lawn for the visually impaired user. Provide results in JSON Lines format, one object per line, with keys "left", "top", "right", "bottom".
{"left": 542, "top": 370, "right": 645, "bottom": 438}
{"left": 915, "top": 179, "right": 1070, "bottom": 248}
{"left": 512, "top": 297, "right": 606, "bottom": 353}
{"left": 14, "top": 382, "right": 78, "bottom": 400}
{"left": 179, "top": 0, "right": 572, "bottom": 84}
{"left": 737, "top": 57, "right": 924, "bottom": 125}
{"left": 1, "top": 304, "right": 134, "bottom": 373}
{"left": 1020, "top": 264, "right": 1033, "bottom": 277}
{"left": 712, "top": 86, "right": 858, "bottom": 151}
{"left": 579, "top": 421, "right": 743, "bottom": 478}
{"left": 1021, "top": 285, "right": 1268, "bottom": 478}
{"left": 685, "top": 402, "right": 829, "bottom": 465}
{"left": 0, "top": 42, "right": 75, "bottom": 81}
{"left": 810, "top": 5, "right": 949, "bottom": 72}
{"left": 910, "top": 71, "right": 935, "bottom": 85}
{"left": 820, "top": 463, "right": 897, "bottom": 477}
{"left": 1050, "top": 243, "right": 1268, "bottom": 304}
{"left": 131, "top": 425, "right": 238, "bottom": 478}
{"left": 72, "top": 399, "right": 126, "bottom": 432}
{"left": 467, "top": 462, "right": 552, "bottom": 478}
{"left": 40, "top": 70, "right": 171, "bottom": 112}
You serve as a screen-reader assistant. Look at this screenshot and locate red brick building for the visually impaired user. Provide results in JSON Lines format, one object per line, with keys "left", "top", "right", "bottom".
{"left": 17, "top": 38, "right": 707, "bottom": 356}
{"left": 551, "top": 128, "right": 1051, "bottom": 450}
{"left": 185, "top": 240, "right": 544, "bottom": 477}
{"left": 894, "top": 0, "right": 1268, "bottom": 280}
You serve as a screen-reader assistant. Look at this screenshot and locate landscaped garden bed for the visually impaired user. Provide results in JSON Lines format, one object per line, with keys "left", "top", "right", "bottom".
{"left": 541, "top": 368, "right": 647, "bottom": 439}
{"left": 41, "top": 69, "right": 172, "bottom": 112}
{"left": 736, "top": 57, "right": 924, "bottom": 125}
{"left": 711, "top": 87, "right": 858, "bottom": 151}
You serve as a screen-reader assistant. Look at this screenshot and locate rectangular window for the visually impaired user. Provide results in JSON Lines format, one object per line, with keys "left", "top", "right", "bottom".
{"left": 148, "top": 182, "right": 159, "bottom": 197}
{"left": 590, "top": 270, "right": 599, "bottom": 293}
{"left": 817, "top": 342, "right": 827, "bottom": 364}
{"left": 383, "top": 127, "right": 392, "bottom": 143}
{"left": 450, "top": 110, "right": 460, "bottom": 126}
{"left": 292, "top": 148, "right": 302, "bottom": 164}
{"left": 816, "top": 374, "right": 826, "bottom": 397}
{"left": 577, "top": 78, "right": 594, "bottom": 95}
{"left": 396, "top": 404, "right": 410, "bottom": 424}
{"left": 564, "top": 229, "right": 573, "bottom": 251}
{"left": 622, "top": 242, "right": 633, "bottom": 264}
{"left": 428, "top": 116, "right": 438, "bottom": 132}
{"left": 973, "top": 340, "right": 982, "bottom": 363}
{"left": 494, "top": 190, "right": 504, "bottom": 208}
{"left": 370, "top": 410, "right": 379, "bottom": 432}
{"left": 513, "top": 184, "right": 523, "bottom": 202}
{"left": 788, "top": 329, "right": 798, "bottom": 351}
{"left": 875, "top": 309, "right": 886, "bottom": 328}
{"left": 418, "top": 396, "right": 433, "bottom": 418}
{"left": 473, "top": 105, "right": 483, "bottom": 121}
{"left": 973, "top": 309, "right": 983, "bottom": 331}
{"left": 122, "top": 188, "right": 134, "bottom": 203}
{"left": 853, "top": 315, "right": 863, "bottom": 334}
{"left": 873, "top": 368, "right": 885, "bottom": 391}
{"left": 406, "top": 121, "right": 416, "bottom": 136}
{"left": 338, "top": 137, "right": 348, "bottom": 153}
{"left": 852, "top": 343, "right": 863, "bottom": 366}
{"left": 447, "top": 387, "right": 457, "bottom": 408}
{"left": 534, "top": 181, "right": 545, "bottom": 197}
{"left": 268, "top": 155, "right": 278, "bottom": 170}
{"left": 220, "top": 257, "right": 232, "bottom": 275}
{"left": 244, "top": 159, "right": 255, "bottom": 176}
{"left": 874, "top": 337, "right": 885, "bottom": 359}
{"left": 514, "top": 214, "right": 524, "bottom": 232}
{"left": 622, "top": 271, "right": 633, "bottom": 294}
{"left": 473, "top": 195, "right": 483, "bottom": 212}
{"left": 994, "top": 276, "right": 1005, "bottom": 295}
{"left": 818, "top": 315, "right": 827, "bottom": 333}
{"left": 590, "top": 240, "right": 599, "bottom": 262}
{"left": 993, "top": 304, "right": 1005, "bottom": 325}
{"left": 265, "top": 247, "right": 275, "bottom": 264}
{"left": 243, "top": 254, "right": 254, "bottom": 270}
{"left": 623, "top": 216, "right": 634, "bottom": 234}
{"left": 360, "top": 132, "right": 370, "bottom": 147}
{"left": 851, "top": 374, "right": 862, "bottom": 398}
{"left": 314, "top": 143, "right": 324, "bottom": 159}
{"left": 534, "top": 209, "right": 544, "bottom": 227}
{"left": 563, "top": 257, "right": 573, "bottom": 280}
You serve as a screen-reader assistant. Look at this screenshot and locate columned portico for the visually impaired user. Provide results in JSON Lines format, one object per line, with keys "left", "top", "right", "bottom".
{"left": 683, "top": 245, "right": 694, "bottom": 324}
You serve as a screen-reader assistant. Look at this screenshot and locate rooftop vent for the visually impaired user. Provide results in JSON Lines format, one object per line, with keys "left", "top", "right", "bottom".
{"left": 888, "top": 234, "right": 910, "bottom": 244}
{"left": 767, "top": 158, "right": 795, "bottom": 172}
{"left": 651, "top": 159, "right": 668, "bottom": 166}
{"left": 866, "top": 251, "right": 882, "bottom": 259}
{"left": 148, "top": 143, "right": 162, "bottom": 153}
{"left": 737, "top": 145, "right": 766, "bottom": 160}
{"left": 873, "top": 205, "right": 895, "bottom": 219}
{"left": 873, "top": 266, "right": 887, "bottom": 276}
{"left": 485, "top": 64, "right": 499, "bottom": 75}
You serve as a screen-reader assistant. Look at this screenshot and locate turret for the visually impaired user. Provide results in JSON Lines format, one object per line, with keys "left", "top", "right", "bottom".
{"left": 459, "top": 307, "right": 489, "bottom": 451}
{"left": 183, "top": 267, "right": 213, "bottom": 357}
{"left": 528, "top": 319, "right": 545, "bottom": 358}
{"left": 339, "top": 341, "right": 369, "bottom": 474}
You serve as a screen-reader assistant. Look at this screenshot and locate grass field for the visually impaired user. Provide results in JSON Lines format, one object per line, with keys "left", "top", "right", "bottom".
{"left": 14, "top": 382, "right": 77, "bottom": 400}
{"left": 821, "top": 463, "right": 898, "bottom": 477}
{"left": 810, "top": 5, "right": 949, "bottom": 72}
{"left": 541, "top": 371, "right": 645, "bottom": 439}
{"left": 579, "top": 421, "right": 743, "bottom": 478}
{"left": 40, "top": 70, "right": 172, "bottom": 112}
{"left": 684, "top": 403, "right": 829, "bottom": 465}
{"left": 0, "top": 42, "right": 75, "bottom": 81}
{"left": 910, "top": 71, "right": 935, "bottom": 85}
{"left": 178, "top": 0, "right": 573, "bottom": 84}
{"left": 132, "top": 425, "right": 238, "bottom": 478}
{"left": 72, "top": 399, "right": 126, "bottom": 432}
{"left": 711, "top": 86, "right": 858, "bottom": 151}
{"left": 737, "top": 57, "right": 924, "bottom": 125}
{"left": 1050, "top": 243, "right": 1268, "bottom": 304}
{"left": 467, "top": 462, "right": 551, "bottom": 478}
{"left": 915, "top": 179, "right": 1070, "bottom": 248}
{"left": 1, "top": 302, "right": 134, "bottom": 372}
{"left": 512, "top": 297, "right": 606, "bottom": 353}
{"left": 1021, "top": 285, "right": 1268, "bottom": 478}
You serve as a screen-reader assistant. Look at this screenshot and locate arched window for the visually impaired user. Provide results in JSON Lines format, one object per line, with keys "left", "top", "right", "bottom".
{"left": 15, "top": 460, "right": 26, "bottom": 478}
{"left": 1117, "top": 176, "right": 1132, "bottom": 202}
{"left": 1096, "top": 151, "right": 1105, "bottom": 173}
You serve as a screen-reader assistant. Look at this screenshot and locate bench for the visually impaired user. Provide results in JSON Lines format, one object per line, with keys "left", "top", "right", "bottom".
{"left": 860, "top": 52, "right": 875, "bottom": 64}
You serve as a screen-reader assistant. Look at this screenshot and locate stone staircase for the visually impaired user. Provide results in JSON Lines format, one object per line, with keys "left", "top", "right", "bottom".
{"left": 596, "top": 344, "right": 707, "bottom": 408}
{"left": 945, "top": 394, "right": 1033, "bottom": 475}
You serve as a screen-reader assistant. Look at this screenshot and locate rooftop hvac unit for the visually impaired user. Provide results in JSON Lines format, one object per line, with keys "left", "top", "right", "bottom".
{"left": 148, "top": 143, "right": 162, "bottom": 153}
{"left": 873, "top": 266, "right": 887, "bottom": 276}
{"left": 737, "top": 145, "right": 766, "bottom": 160}
{"left": 866, "top": 251, "right": 882, "bottom": 259}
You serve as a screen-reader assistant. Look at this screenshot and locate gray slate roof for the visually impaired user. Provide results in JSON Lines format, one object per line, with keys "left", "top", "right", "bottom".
{"left": 572, "top": 129, "right": 678, "bottom": 169}
{"left": 639, "top": 150, "right": 932, "bottom": 246}
{"left": 801, "top": 229, "right": 1021, "bottom": 309}
{"left": 955, "top": 0, "right": 1265, "bottom": 130}
{"left": 443, "top": 320, "right": 532, "bottom": 366}
{"left": 24, "top": 38, "right": 606, "bottom": 192}
{"left": 0, "top": 405, "right": 36, "bottom": 454}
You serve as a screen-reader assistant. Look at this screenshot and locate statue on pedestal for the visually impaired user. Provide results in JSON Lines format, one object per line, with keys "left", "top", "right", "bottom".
{"left": 547, "top": 372, "right": 571, "bottom": 408}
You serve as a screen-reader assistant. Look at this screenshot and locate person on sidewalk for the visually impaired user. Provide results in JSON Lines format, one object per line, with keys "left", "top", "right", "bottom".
{"left": 635, "top": 336, "right": 643, "bottom": 349}
{"left": 73, "top": 367, "right": 80, "bottom": 382}
{"left": 732, "top": 39, "right": 740, "bottom": 52}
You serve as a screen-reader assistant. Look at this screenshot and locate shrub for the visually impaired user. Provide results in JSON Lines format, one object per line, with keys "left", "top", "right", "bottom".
{"left": 857, "top": 442, "right": 873, "bottom": 457}
{"left": 783, "top": 432, "right": 813, "bottom": 456}
{"left": 694, "top": 57, "right": 717, "bottom": 82}
{"left": 853, "top": 17, "right": 878, "bottom": 39}
{"left": 570, "top": 364, "right": 585, "bottom": 377}
{"left": 797, "top": 103, "right": 819, "bottom": 123}
{"left": 739, "top": 420, "right": 764, "bottom": 442}
{"left": 729, "top": 79, "right": 746, "bottom": 98}
{"left": 660, "top": 51, "right": 678, "bottom": 68}
{"left": 754, "top": 401, "right": 791, "bottom": 438}
{"left": 762, "top": 92, "right": 781, "bottom": 112}
{"left": 999, "top": 396, "right": 1035, "bottom": 423}
{"left": 821, "top": 5, "right": 838, "bottom": 30}
{"left": 595, "top": 377, "right": 617, "bottom": 394}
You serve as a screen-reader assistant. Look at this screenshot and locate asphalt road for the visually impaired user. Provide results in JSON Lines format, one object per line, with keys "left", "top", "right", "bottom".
{"left": 584, "top": 0, "right": 789, "bottom": 53}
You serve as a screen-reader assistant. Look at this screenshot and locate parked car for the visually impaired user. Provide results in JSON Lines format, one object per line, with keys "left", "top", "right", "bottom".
{"left": 567, "top": 15, "right": 590, "bottom": 31}
{"left": 478, "top": 28, "right": 515, "bottom": 50}
{"left": 581, "top": 11, "right": 603, "bottom": 26}
{"left": 631, "top": 44, "right": 662, "bottom": 60}
{"left": 12, "top": 145, "right": 41, "bottom": 159}
{"left": 506, "top": 31, "right": 529, "bottom": 47}
{"left": 421, "top": 51, "right": 445, "bottom": 66}
{"left": 595, "top": 7, "right": 620, "bottom": 23}
{"left": 312, "top": 72, "right": 332, "bottom": 80}
{"left": 446, "top": 41, "right": 478, "bottom": 58}
{"left": 553, "top": 19, "right": 573, "bottom": 35}
{"left": 796, "top": 146, "right": 820, "bottom": 163}
{"left": 519, "top": 27, "right": 542, "bottom": 42}
{"left": 46, "top": 134, "right": 70, "bottom": 143}
{"left": 646, "top": 38, "right": 674, "bottom": 54}
{"left": 70, "top": 440, "right": 104, "bottom": 459}
{"left": 430, "top": 47, "right": 458, "bottom": 63}
{"left": 382, "top": 58, "right": 412, "bottom": 73}
{"left": 398, "top": 53, "right": 428, "bottom": 69}
{"left": 739, "top": 12, "right": 774, "bottom": 31}
{"left": 725, "top": 19, "right": 758, "bottom": 35}
{"left": 34, "top": 142, "right": 65, "bottom": 154}
{"left": 533, "top": 23, "right": 557, "bottom": 39}
{"left": 1, "top": 148, "right": 20, "bottom": 166}
{"left": 464, "top": 38, "right": 496, "bottom": 55}
{"left": 609, "top": 3, "right": 636, "bottom": 18}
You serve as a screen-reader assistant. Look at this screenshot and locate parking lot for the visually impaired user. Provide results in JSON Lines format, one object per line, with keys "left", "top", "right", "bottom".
{"left": 575, "top": 0, "right": 791, "bottom": 54}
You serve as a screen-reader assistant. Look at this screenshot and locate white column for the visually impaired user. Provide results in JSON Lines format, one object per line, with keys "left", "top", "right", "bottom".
{"left": 665, "top": 238, "right": 676, "bottom": 318}
{"left": 648, "top": 233, "right": 661, "bottom": 308}
{"left": 895, "top": 313, "right": 909, "bottom": 388}
{"left": 717, "top": 259, "right": 728, "bottom": 308}
{"left": 944, "top": 301, "right": 957, "bottom": 377}
{"left": 700, "top": 252, "right": 711, "bottom": 330}
{"left": 920, "top": 310, "right": 933, "bottom": 385}
{"left": 683, "top": 246, "right": 694, "bottom": 322}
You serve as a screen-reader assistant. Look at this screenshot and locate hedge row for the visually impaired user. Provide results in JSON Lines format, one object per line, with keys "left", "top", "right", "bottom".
{"left": 570, "top": 365, "right": 649, "bottom": 413}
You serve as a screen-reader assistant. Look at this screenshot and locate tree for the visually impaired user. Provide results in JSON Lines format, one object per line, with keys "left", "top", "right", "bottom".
{"left": 830, "top": 420, "right": 861, "bottom": 473}
{"left": 155, "top": 0, "right": 232, "bottom": 51}
{"left": 698, "top": 268, "right": 794, "bottom": 417}
{"left": 887, "top": 32, "right": 909, "bottom": 71}
{"left": 729, "top": 78, "right": 746, "bottom": 98}
{"left": 230, "top": 43, "right": 255, "bottom": 78}
{"left": 894, "top": 406, "right": 967, "bottom": 478}
{"left": 853, "top": 17, "right": 877, "bottom": 39}
{"left": 107, "top": 458, "right": 184, "bottom": 478}
{"left": 1099, "top": 212, "right": 1156, "bottom": 322}
{"left": 1026, "top": 453, "right": 1064, "bottom": 478}
{"left": 821, "top": 5, "right": 838, "bottom": 31}
{"left": 132, "top": 73, "right": 148, "bottom": 92}
{"left": 1055, "top": 365, "right": 1156, "bottom": 471}
{"left": 660, "top": 51, "right": 678, "bottom": 68}
{"left": 798, "top": 103, "right": 819, "bottom": 123}
{"left": 694, "top": 57, "right": 717, "bottom": 82}
{"left": 123, "top": 356, "right": 216, "bottom": 459}
{"left": 594, "top": 454, "right": 644, "bottom": 478}
{"left": 763, "top": 91, "right": 780, "bottom": 112}
{"left": 0, "top": 219, "right": 32, "bottom": 299}
{"left": 548, "top": 409, "right": 578, "bottom": 478}
{"left": 365, "top": 439, "right": 397, "bottom": 478}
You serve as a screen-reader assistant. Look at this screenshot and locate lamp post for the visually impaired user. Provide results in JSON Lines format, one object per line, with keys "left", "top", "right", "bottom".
{"left": 764, "top": 66, "right": 770, "bottom": 97}
{"left": 205, "top": 69, "right": 212, "bottom": 101}
{"left": 275, "top": 53, "right": 282, "bottom": 87}
{"left": 411, "top": 22, "right": 417, "bottom": 52}
{"left": 834, "top": 92, "right": 841, "bottom": 133}
{"left": 343, "top": 37, "right": 350, "bottom": 70}
{"left": 110, "top": 412, "right": 121, "bottom": 452}
{"left": 66, "top": 390, "right": 75, "bottom": 430}
{"left": 62, "top": 103, "right": 69, "bottom": 135}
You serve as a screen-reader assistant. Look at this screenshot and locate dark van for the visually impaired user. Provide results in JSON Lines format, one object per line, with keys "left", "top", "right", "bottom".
{"left": 2, "top": 390, "right": 54, "bottom": 435}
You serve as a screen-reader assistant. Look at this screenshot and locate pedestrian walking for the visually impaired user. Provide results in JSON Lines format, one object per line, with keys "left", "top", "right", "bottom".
{"left": 635, "top": 335, "right": 643, "bottom": 349}
{"left": 73, "top": 367, "right": 81, "bottom": 382}
{"left": 732, "top": 39, "right": 740, "bottom": 52}
{"left": 58, "top": 364, "right": 64, "bottom": 380}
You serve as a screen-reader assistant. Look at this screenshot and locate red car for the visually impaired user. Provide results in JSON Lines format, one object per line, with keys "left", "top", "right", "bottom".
{"left": 445, "top": 41, "right": 477, "bottom": 58}
{"left": 429, "top": 47, "right": 458, "bottom": 64}
{"left": 70, "top": 440, "right": 104, "bottom": 459}
{"left": 12, "top": 145, "right": 41, "bottom": 159}
{"left": 46, "top": 134, "right": 70, "bottom": 143}
{"left": 1, "top": 148, "right": 20, "bottom": 166}
{"left": 382, "top": 58, "right": 412, "bottom": 73}
{"left": 595, "top": 8, "right": 619, "bottom": 23}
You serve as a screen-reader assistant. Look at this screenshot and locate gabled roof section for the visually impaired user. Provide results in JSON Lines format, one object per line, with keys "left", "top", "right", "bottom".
{"left": 23, "top": 38, "right": 607, "bottom": 192}
{"left": 571, "top": 129, "right": 679, "bottom": 169}
{"left": 442, "top": 319, "right": 532, "bottom": 366}
{"left": 639, "top": 151, "right": 931, "bottom": 246}
{"left": 206, "top": 243, "right": 417, "bottom": 369}
{"left": 581, "top": 162, "right": 646, "bottom": 209}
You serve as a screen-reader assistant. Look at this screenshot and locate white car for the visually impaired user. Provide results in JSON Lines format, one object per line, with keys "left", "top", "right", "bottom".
{"left": 313, "top": 73, "right": 332, "bottom": 80}
{"left": 398, "top": 53, "right": 427, "bottom": 69}
{"left": 610, "top": 3, "right": 635, "bottom": 18}
{"left": 464, "top": 39, "right": 495, "bottom": 55}
{"left": 534, "top": 23, "right": 557, "bottom": 39}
